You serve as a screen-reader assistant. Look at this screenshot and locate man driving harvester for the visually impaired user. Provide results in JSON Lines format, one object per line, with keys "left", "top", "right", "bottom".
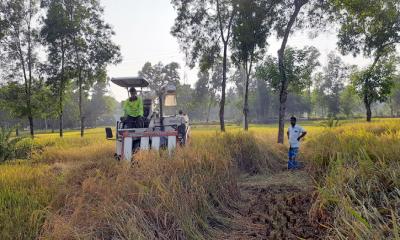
{"left": 122, "top": 87, "right": 144, "bottom": 128}
{"left": 287, "top": 116, "right": 307, "bottom": 170}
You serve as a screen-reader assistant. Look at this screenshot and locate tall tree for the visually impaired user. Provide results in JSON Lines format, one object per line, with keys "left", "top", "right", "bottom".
{"left": 350, "top": 55, "right": 397, "bottom": 119}
{"left": 85, "top": 81, "right": 114, "bottom": 127}
{"left": 176, "top": 83, "right": 195, "bottom": 116}
{"left": 334, "top": 0, "right": 400, "bottom": 121}
{"left": 41, "top": 0, "right": 76, "bottom": 137}
{"left": 255, "top": 78, "right": 270, "bottom": 122}
{"left": 389, "top": 76, "right": 400, "bottom": 117}
{"left": 171, "top": 0, "right": 236, "bottom": 131}
{"left": 0, "top": 0, "right": 41, "bottom": 137}
{"left": 273, "top": 0, "right": 330, "bottom": 143}
{"left": 138, "top": 62, "right": 180, "bottom": 93}
{"left": 0, "top": 2, "right": 8, "bottom": 41}
{"left": 194, "top": 69, "right": 220, "bottom": 122}
{"left": 256, "top": 46, "right": 320, "bottom": 117}
{"left": 340, "top": 85, "right": 361, "bottom": 118}
{"left": 231, "top": 0, "right": 272, "bottom": 130}
{"left": 319, "top": 52, "right": 349, "bottom": 117}
{"left": 193, "top": 71, "right": 211, "bottom": 120}
{"left": 68, "top": 0, "right": 121, "bottom": 137}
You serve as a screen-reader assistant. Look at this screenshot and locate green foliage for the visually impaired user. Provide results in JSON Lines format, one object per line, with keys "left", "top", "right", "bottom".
{"left": 351, "top": 56, "right": 397, "bottom": 105}
{"left": 171, "top": 0, "right": 235, "bottom": 69}
{"left": 256, "top": 46, "right": 320, "bottom": 93}
{"left": 0, "top": 0, "right": 43, "bottom": 136}
{"left": 340, "top": 85, "right": 362, "bottom": 118}
{"left": 176, "top": 83, "right": 195, "bottom": 115}
{"left": 0, "top": 127, "right": 45, "bottom": 162}
{"left": 138, "top": 61, "right": 181, "bottom": 92}
{"left": 319, "top": 52, "right": 350, "bottom": 117}
{"left": 14, "top": 138, "right": 45, "bottom": 159}
{"left": 0, "top": 1, "right": 7, "bottom": 41}
{"left": 231, "top": 0, "right": 273, "bottom": 130}
{"left": 231, "top": 0, "right": 271, "bottom": 66}
{"left": 171, "top": 0, "right": 237, "bottom": 131}
{"left": 320, "top": 117, "right": 341, "bottom": 128}
{"left": 334, "top": 0, "right": 400, "bottom": 121}
{"left": 0, "top": 127, "right": 22, "bottom": 162}
{"left": 389, "top": 76, "right": 400, "bottom": 116}
{"left": 334, "top": 0, "right": 400, "bottom": 57}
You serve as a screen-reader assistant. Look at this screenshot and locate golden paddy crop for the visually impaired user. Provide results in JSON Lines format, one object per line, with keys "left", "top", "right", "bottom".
{"left": 0, "top": 119, "right": 399, "bottom": 239}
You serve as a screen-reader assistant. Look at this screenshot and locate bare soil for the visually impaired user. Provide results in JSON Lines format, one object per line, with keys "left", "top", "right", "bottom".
{"left": 217, "top": 170, "right": 329, "bottom": 240}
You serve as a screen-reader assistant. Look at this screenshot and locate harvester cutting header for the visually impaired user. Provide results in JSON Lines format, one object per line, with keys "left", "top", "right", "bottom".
{"left": 105, "top": 77, "right": 190, "bottom": 161}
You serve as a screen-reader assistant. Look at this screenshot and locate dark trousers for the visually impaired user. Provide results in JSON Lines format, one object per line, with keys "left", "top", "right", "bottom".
{"left": 124, "top": 116, "right": 144, "bottom": 128}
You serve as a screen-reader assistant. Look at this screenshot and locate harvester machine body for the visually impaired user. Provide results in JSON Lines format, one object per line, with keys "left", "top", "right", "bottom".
{"left": 107, "top": 77, "right": 190, "bottom": 162}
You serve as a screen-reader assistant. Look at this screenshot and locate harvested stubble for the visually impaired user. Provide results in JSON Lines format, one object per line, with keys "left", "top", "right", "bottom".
{"left": 40, "top": 132, "right": 280, "bottom": 240}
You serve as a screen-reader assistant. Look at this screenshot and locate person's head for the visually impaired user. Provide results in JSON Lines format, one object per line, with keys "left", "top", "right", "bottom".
{"left": 129, "top": 87, "right": 137, "bottom": 99}
{"left": 290, "top": 116, "right": 297, "bottom": 126}
{"left": 178, "top": 110, "right": 183, "bottom": 115}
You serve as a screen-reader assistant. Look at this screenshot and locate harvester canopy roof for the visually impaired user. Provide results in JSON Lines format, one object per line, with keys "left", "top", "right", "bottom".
{"left": 111, "top": 77, "right": 149, "bottom": 88}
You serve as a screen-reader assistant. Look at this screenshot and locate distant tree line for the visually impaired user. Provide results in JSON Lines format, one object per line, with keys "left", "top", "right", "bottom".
{"left": 171, "top": 0, "right": 400, "bottom": 143}
{"left": 0, "top": 0, "right": 121, "bottom": 138}
{"left": 150, "top": 56, "right": 400, "bottom": 126}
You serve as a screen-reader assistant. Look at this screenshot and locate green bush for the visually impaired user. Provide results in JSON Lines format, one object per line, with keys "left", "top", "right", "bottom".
{"left": 14, "top": 138, "right": 44, "bottom": 159}
{"left": 0, "top": 127, "right": 22, "bottom": 163}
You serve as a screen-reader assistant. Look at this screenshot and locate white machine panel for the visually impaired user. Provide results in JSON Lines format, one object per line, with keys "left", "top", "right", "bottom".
{"left": 168, "top": 136, "right": 176, "bottom": 152}
{"left": 152, "top": 137, "right": 160, "bottom": 150}
{"left": 140, "top": 137, "right": 150, "bottom": 150}
{"left": 123, "top": 137, "right": 133, "bottom": 162}
{"left": 116, "top": 140, "right": 122, "bottom": 156}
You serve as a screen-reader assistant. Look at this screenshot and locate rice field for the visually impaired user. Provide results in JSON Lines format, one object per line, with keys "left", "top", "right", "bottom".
{"left": 0, "top": 119, "right": 399, "bottom": 239}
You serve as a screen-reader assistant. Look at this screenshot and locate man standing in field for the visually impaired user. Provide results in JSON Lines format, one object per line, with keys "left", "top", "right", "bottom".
{"left": 287, "top": 116, "right": 307, "bottom": 170}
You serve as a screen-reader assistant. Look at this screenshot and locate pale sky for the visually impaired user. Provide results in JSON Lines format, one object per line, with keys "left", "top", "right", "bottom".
{"left": 101, "top": 0, "right": 369, "bottom": 102}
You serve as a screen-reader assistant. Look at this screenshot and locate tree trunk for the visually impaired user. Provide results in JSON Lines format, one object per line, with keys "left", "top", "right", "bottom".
{"left": 16, "top": 126, "right": 19, "bottom": 137}
{"left": 216, "top": 0, "right": 235, "bottom": 132}
{"left": 59, "top": 44, "right": 65, "bottom": 138}
{"left": 364, "top": 82, "right": 372, "bottom": 122}
{"left": 44, "top": 117, "right": 48, "bottom": 131}
{"left": 80, "top": 117, "right": 84, "bottom": 137}
{"left": 389, "top": 96, "right": 394, "bottom": 117}
{"left": 362, "top": 50, "right": 383, "bottom": 122}
{"left": 277, "top": 81, "right": 288, "bottom": 143}
{"left": 28, "top": 116, "right": 34, "bottom": 138}
{"left": 219, "top": 43, "right": 228, "bottom": 132}
{"left": 276, "top": 2, "right": 304, "bottom": 144}
{"left": 78, "top": 72, "right": 84, "bottom": 137}
{"left": 366, "top": 101, "right": 372, "bottom": 122}
{"left": 206, "top": 99, "right": 212, "bottom": 123}
{"left": 243, "top": 64, "right": 251, "bottom": 131}
{"left": 59, "top": 92, "right": 63, "bottom": 137}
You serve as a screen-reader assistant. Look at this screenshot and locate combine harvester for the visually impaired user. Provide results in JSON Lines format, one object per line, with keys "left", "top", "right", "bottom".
{"left": 105, "top": 77, "right": 190, "bottom": 161}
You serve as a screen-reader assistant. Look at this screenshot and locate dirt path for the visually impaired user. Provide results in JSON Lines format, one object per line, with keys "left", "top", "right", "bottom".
{"left": 217, "top": 170, "right": 329, "bottom": 240}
